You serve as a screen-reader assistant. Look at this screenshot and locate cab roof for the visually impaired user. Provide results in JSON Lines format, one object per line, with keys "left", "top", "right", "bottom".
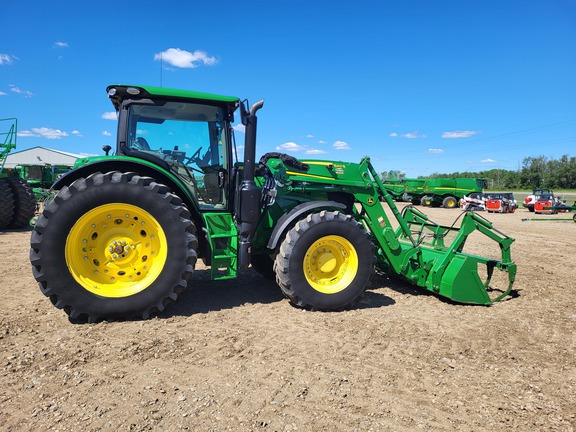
{"left": 106, "top": 85, "right": 240, "bottom": 110}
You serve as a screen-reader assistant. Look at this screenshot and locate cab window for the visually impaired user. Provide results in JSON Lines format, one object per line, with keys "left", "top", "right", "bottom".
{"left": 127, "top": 101, "right": 228, "bottom": 209}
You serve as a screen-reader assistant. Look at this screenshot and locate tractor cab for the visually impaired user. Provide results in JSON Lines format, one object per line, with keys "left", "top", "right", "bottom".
{"left": 107, "top": 85, "right": 241, "bottom": 210}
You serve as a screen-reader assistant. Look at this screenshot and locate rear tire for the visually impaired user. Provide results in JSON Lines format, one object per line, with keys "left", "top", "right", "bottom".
{"left": 30, "top": 171, "right": 198, "bottom": 322}
{"left": 0, "top": 179, "right": 15, "bottom": 229}
{"left": 6, "top": 177, "right": 37, "bottom": 228}
{"left": 274, "top": 210, "right": 374, "bottom": 311}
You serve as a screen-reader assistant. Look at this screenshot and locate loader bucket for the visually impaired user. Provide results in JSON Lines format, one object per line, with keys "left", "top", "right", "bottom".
{"left": 435, "top": 254, "right": 515, "bottom": 304}
{"left": 393, "top": 206, "right": 516, "bottom": 305}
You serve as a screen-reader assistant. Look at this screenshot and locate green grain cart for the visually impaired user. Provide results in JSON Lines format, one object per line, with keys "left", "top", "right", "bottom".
{"left": 30, "top": 85, "right": 517, "bottom": 322}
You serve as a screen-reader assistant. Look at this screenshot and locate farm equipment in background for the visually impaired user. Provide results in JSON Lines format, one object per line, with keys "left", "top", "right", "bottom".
{"left": 485, "top": 192, "right": 518, "bottom": 213}
{"left": 382, "top": 175, "right": 486, "bottom": 209}
{"left": 0, "top": 118, "right": 37, "bottom": 230}
{"left": 30, "top": 85, "right": 517, "bottom": 322}
{"left": 459, "top": 192, "right": 486, "bottom": 212}
{"left": 523, "top": 188, "right": 554, "bottom": 212}
{"left": 534, "top": 193, "right": 566, "bottom": 214}
{"left": 522, "top": 204, "right": 576, "bottom": 223}
{"left": 17, "top": 164, "right": 69, "bottom": 202}
{"left": 419, "top": 177, "right": 487, "bottom": 208}
{"left": 380, "top": 172, "right": 426, "bottom": 204}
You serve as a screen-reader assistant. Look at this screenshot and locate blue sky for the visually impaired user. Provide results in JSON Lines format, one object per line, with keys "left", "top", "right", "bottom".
{"left": 1, "top": 0, "right": 575, "bottom": 177}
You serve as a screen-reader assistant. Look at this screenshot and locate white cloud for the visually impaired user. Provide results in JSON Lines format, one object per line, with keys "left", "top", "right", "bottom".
{"left": 481, "top": 158, "right": 496, "bottom": 163}
{"left": 402, "top": 131, "right": 426, "bottom": 139}
{"left": 18, "top": 127, "right": 69, "bottom": 139}
{"left": 389, "top": 132, "right": 398, "bottom": 137}
{"left": 0, "top": 91, "right": 6, "bottom": 96}
{"left": 0, "top": 54, "right": 14, "bottom": 65}
{"left": 102, "top": 111, "right": 117, "bottom": 120}
{"left": 154, "top": 48, "right": 217, "bottom": 68}
{"left": 276, "top": 142, "right": 306, "bottom": 152}
{"left": 428, "top": 148, "right": 444, "bottom": 153}
{"left": 71, "top": 130, "right": 82, "bottom": 137}
{"left": 102, "top": 130, "right": 112, "bottom": 136}
{"left": 54, "top": 42, "right": 69, "bottom": 48}
{"left": 233, "top": 123, "right": 245, "bottom": 133}
{"left": 442, "top": 130, "right": 481, "bottom": 138}
{"left": 9, "top": 85, "right": 33, "bottom": 98}
{"left": 318, "top": 140, "right": 327, "bottom": 144}
{"left": 333, "top": 140, "right": 351, "bottom": 150}
{"left": 306, "top": 134, "right": 314, "bottom": 138}
{"left": 276, "top": 142, "right": 326, "bottom": 154}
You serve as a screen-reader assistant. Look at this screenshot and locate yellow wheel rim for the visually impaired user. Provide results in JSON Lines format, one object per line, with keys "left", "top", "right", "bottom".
{"left": 65, "top": 203, "right": 168, "bottom": 298}
{"left": 303, "top": 235, "right": 358, "bottom": 294}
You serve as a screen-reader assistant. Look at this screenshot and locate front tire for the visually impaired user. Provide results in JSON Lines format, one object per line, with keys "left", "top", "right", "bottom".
{"left": 274, "top": 211, "right": 374, "bottom": 311}
{"left": 30, "top": 171, "right": 197, "bottom": 322}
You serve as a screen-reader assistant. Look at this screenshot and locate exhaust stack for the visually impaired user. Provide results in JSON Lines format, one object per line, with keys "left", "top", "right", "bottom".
{"left": 237, "top": 99, "right": 264, "bottom": 269}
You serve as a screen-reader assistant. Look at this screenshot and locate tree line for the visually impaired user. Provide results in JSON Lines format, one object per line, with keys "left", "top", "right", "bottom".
{"left": 383, "top": 155, "right": 576, "bottom": 190}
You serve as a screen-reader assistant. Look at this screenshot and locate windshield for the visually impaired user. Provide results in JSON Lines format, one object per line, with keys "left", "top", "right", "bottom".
{"left": 126, "top": 101, "right": 229, "bottom": 209}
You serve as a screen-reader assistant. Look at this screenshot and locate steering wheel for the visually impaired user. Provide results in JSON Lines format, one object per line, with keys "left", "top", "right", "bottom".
{"left": 184, "top": 146, "right": 202, "bottom": 165}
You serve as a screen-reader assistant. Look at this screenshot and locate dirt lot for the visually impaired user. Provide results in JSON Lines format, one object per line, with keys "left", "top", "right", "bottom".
{"left": 1, "top": 203, "right": 575, "bottom": 431}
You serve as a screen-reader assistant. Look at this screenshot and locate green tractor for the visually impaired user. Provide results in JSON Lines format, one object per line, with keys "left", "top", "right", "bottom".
{"left": 30, "top": 85, "right": 517, "bottom": 322}
{"left": 0, "top": 118, "right": 37, "bottom": 230}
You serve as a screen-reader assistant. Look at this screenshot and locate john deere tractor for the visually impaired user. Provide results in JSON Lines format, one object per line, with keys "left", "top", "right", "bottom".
{"left": 30, "top": 85, "right": 517, "bottom": 322}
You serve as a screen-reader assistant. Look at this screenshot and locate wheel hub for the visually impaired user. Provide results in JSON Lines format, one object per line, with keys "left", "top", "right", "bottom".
{"left": 108, "top": 240, "right": 131, "bottom": 259}
{"left": 315, "top": 250, "right": 337, "bottom": 273}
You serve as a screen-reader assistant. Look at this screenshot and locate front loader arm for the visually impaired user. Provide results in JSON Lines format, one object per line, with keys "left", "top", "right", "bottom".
{"left": 358, "top": 158, "right": 516, "bottom": 305}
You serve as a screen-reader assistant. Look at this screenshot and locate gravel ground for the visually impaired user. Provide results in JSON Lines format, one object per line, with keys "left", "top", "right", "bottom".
{"left": 1, "top": 203, "right": 575, "bottom": 431}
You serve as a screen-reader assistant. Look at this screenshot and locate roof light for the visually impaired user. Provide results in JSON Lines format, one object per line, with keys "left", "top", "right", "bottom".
{"left": 126, "top": 87, "right": 141, "bottom": 95}
{"left": 107, "top": 88, "right": 117, "bottom": 96}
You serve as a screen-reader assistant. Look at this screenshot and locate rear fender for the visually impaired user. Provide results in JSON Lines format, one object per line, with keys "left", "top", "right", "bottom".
{"left": 52, "top": 159, "right": 195, "bottom": 207}
{"left": 266, "top": 200, "right": 347, "bottom": 250}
